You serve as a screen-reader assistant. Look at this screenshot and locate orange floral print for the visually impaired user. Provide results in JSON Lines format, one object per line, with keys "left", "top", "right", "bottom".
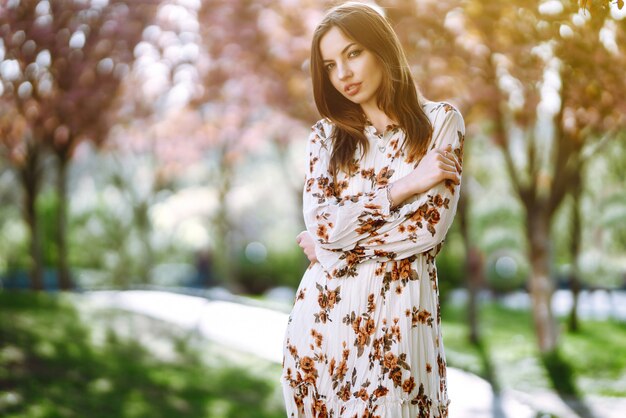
{"left": 282, "top": 102, "right": 464, "bottom": 418}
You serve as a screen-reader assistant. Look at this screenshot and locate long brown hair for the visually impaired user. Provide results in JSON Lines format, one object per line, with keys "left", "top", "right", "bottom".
{"left": 311, "top": 2, "right": 432, "bottom": 177}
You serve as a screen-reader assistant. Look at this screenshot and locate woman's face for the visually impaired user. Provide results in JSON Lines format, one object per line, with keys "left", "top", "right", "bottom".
{"left": 319, "top": 26, "right": 383, "bottom": 109}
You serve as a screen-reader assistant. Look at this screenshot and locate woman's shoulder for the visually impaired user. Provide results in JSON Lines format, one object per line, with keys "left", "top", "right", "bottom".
{"left": 422, "top": 100, "right": 464, "bottom": 130}
{"left": 422, "top": 100, "right": 463, "bottom": 118}
{"left": 311, "top": 117, "right": 334, "bottom": 139}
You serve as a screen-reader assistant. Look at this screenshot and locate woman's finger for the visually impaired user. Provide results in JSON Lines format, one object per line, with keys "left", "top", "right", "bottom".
{"left": 436, "top": 149, "right": 459, "bottom": 166}
{"left": 442, "top": 152, "right": 461, "bottom": 171}
{"left": 438, "top": 160, "right": 456, "bottom": 171}
{"left": 442, "top": 168, "right": 460, "bottom": 184}
{"left": 296, "top": 231, "right": 307, "bottom": 244}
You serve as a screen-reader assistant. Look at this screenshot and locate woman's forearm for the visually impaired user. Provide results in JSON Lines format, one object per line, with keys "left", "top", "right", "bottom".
{"left": 388, "top": 145, "right": 461, "bottom": 211}
{"left": 387, "top": 177, "right": 415, "bottom": 210}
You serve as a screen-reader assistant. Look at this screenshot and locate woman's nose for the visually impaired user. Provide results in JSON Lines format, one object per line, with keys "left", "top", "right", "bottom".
{"left": 337, "top": 63, "right": 352, "bottom": 80}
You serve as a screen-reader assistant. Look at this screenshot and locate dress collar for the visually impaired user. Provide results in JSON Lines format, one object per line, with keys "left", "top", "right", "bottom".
{"left": 363, "top": 117, "right": 400, "bottom": 137}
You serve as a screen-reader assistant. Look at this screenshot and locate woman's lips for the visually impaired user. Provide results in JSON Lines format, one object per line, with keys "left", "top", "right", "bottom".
{"left": 344, "top": 82, "right": 362, "bottom": 96}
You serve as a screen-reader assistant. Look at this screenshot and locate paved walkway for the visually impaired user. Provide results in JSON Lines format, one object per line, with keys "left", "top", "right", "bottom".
{"left": 78, "top": 289, "right": 624, "bottom": 418}
{"left": 446, "top": 289, "right": 626, "bottom": 321}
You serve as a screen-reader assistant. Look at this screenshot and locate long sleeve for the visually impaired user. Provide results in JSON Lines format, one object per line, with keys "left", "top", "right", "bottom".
{"left": 312, "top": 104, "right": 465, "bottom": 278}
{"left": 302, "top": 119, "right": 395, "bottom": 252}
{"left": 358, "top": 105, "right": 465, "bottom": 254}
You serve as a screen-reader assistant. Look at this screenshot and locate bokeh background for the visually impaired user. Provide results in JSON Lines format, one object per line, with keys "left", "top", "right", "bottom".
{"left": 1, "top": 0, "right": 625, "bottom": 417}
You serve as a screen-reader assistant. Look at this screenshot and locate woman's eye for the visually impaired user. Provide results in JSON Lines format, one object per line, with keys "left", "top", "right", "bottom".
{"left": 348, "top": 49, "right": 362, "bottom": 58}
{"left": 325, "top": 63, "right": 335, "bottom": 71}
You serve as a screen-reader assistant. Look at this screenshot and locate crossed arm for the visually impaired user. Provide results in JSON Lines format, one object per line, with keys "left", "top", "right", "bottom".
{"left": 298, "top": 104, "right": 465, "bottom": 277}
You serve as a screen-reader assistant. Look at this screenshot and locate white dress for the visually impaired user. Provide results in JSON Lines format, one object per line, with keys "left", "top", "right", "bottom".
{"left": 281, "top": 101, "right": 465, "bottom": 418}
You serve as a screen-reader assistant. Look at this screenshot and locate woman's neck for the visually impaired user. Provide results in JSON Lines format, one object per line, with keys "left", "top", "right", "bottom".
{"left": 362, "top": 104, "right": 395, "bottom": 135}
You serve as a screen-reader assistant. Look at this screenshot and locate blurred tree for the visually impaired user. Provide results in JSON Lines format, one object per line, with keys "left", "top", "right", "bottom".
{"left": 460, "top": 0, "right": 626, "bottom": 353}
{"left": 105, "top": 1, "right": 204, "bottom": 285}
{"left": 566, "top": 153, "right": 584, "bottom": 332}
{"left": 193, "top": 0, "right": 324, "bottom": 287}
{"left": 0, "top": 100, "right": 45, "bottom": 290}
{"left": 384, "top": 0, "right": 626, "bottom": 354}
{"left": 385, "top": 0, "right": 487, "bottom": 346}
{"left": 576, "top": 134, "right": 626, "bottom": 289}
{"left": 0, "top": 0, "right": 158, "bottom": 289}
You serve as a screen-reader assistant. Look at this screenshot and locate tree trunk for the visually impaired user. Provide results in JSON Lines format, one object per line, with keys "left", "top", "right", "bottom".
{"left": 19, "top": 143, "right": 44, "bottom": 291}
{"left": 134, "top": 200, "right": 153, "bottom": 285}
{"left": 526, "top": 209, "right": 559, "bottom": 353}
{"left": 568, "top": 271, "right": 581, "bottom": 332}
{"left": 212, "top": 145, "right": 235, "bottom": 289}
{"left": 56, "top": 156, "right": 73, "bottom": 290}
{"left": 567, "top": 172, "right": 583, "bottom": 332}
{"left": 24, "top": 175, "right": 44, "bottom": 291}
{"left": 466, "top": 248, "right": 483, "bottom": 345}
{"left": 458, "top": 183, "right": 480, "bottom": 344}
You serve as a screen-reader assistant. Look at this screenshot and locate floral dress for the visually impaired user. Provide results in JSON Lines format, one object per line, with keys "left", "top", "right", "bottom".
{"left": 281, "top": 101, "right": 465, "bottom": 418}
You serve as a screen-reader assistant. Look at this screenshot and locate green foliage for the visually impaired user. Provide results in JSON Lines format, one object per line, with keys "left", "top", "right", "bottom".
{"left": 0, "top": 191, "right": 59, "bottom": 273}
{"left": 559, "top": 317, "right": 626, "bottom": 396}
{"left": 0, "top": 211, "right": 29, "bottom": 274}
{"left": 435, "top": 225, "right": 465, "bottom": 303}
{"left": 67, "top": 198, "right": 144, "bottom": 286}
{"left": 236, "top": 247, "right": 309, "bottom": 294}
{"left": 0, "top": 291, "right": 284, "bottom": 418}
{"left": 37, "top": 191, "right": 60, "bottom": 268}
{"left": 473, "top": 203, "right": 526, "bottom": 255}
{"left": 484, "top": 250, "right": 529, "bottom": 293}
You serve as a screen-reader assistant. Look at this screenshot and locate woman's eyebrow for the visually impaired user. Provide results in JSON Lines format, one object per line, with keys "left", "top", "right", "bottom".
{"left": 322, "top": 42, "right": 357, "bottom": 63}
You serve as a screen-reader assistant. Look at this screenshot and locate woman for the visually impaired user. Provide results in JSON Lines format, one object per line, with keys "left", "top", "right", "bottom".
{"left": 281, "top": 2, "right": 465, "bottom": 417}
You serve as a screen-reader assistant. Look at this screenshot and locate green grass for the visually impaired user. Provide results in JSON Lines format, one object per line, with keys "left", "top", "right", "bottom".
{"left": 441, "top": 301, "right": 626, "bottom": 397}
{"left": 0, "top": 291, "right": 284, "bottom": 418}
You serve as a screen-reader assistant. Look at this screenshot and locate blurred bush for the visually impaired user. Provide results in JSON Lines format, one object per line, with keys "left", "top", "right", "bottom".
{"left": 236, "top": 247, "right": 310, "bottom": 294}
{"left": 435, "top": 227, "right": 465, "bottom": 304}
{"left": 485, "top": 250, "right": 529, "bottom": 294}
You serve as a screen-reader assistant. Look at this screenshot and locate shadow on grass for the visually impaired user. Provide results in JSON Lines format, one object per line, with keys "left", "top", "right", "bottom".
{"left": 471, "top": 336, "right": 508, "bottom": 418}
{"left": 0, "top": 291, "right": 283, "bottom": 418}
{"left": 541, "top": 348, "right": 596, "bottom": 418}
{"left": 443, "top": 300, "right": 617, "bottom": 417}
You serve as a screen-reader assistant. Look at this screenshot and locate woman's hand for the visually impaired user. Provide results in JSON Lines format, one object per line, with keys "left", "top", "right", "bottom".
{"left": 296, "top": 230, "right": 318, "bottom": 264}
{"left": 410, "top": 144, "right": 461, "bottom": 193}
{"left": 389, "top": 144, "right": 461, "bottom": 207}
